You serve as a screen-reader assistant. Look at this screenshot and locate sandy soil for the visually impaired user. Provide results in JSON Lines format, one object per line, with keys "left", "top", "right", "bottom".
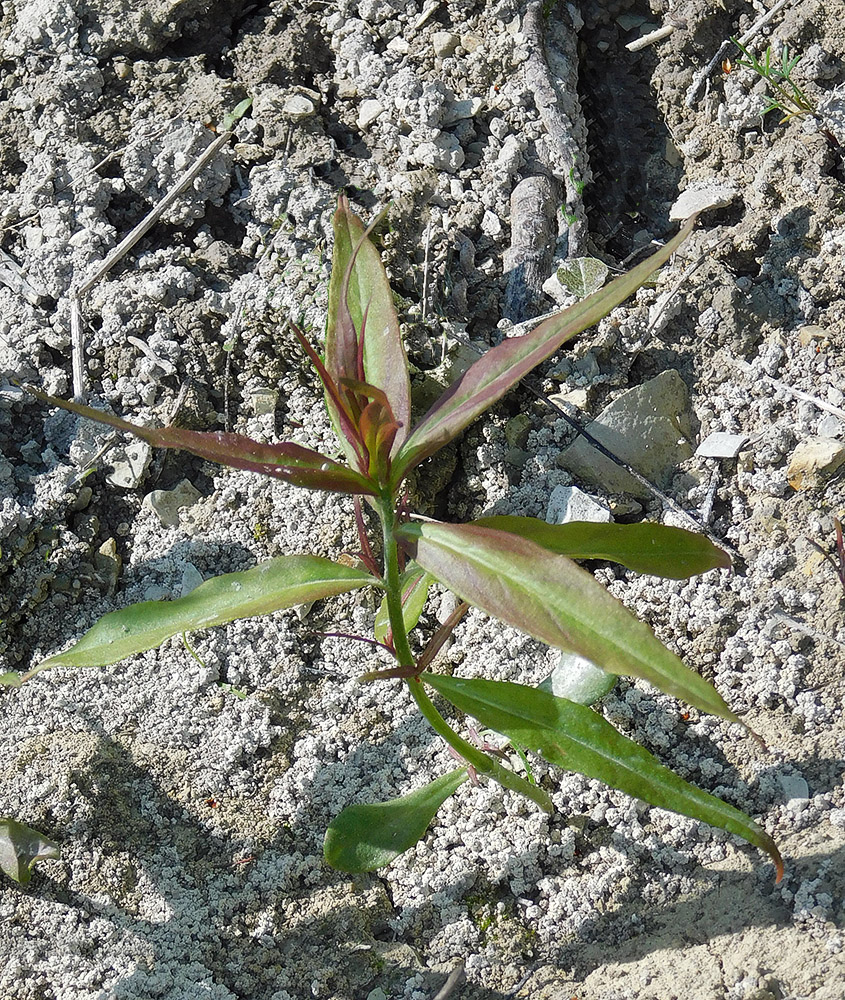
{"left": 1, "top": 1, "right": 844, "bottom": 998}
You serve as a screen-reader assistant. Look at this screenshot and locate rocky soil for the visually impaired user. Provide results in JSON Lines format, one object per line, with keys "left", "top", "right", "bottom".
{"left": 1, "top": 0, "right": 844, "bottom": 998}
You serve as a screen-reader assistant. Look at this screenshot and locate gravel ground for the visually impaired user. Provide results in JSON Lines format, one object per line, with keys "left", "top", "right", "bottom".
{"left": 1, "top": 1, "right": 844, "bottom": 998}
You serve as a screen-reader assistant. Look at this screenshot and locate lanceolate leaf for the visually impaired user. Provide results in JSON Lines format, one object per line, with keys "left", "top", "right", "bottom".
{"left": 0, "top": 818, "right": 60, "bottom": 884}
{"left": 324, "top": 767, "right": 468, "bottom": 872}
{"left": 392, "top": 217, "right": 696, "bottom": 484}
{"left": 22, "top": 556, "right": 377, "bottom": 680}
{"left": 326, "top": 197, "right": 411, "bottom": 456}
{"left": 471, "top": 516, "right": 731, "bottom": 579}
{"left": 424, "top": 675, "right": 783, "bottom": 881}
{"left": 395, "top": 519, "right": 739, "bottom": 723}
{"left": 26, "top": 387, "right": 378, "bottom": 496}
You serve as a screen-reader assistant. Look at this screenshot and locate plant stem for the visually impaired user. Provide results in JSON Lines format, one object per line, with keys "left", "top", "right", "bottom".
{"left": 375, "top": 494, "right": 488, "bottom": 761}
{"left": 406, "top": 676, "right": 484, "bottom": 760}
{"left": 375, "top": 493, "right": 552, "bottom": 813}
{"left": 406, "top": 678, "right": 553, "bottom": 812}
{"left": 376, "top": 492, "right": 415, "bottom": 667}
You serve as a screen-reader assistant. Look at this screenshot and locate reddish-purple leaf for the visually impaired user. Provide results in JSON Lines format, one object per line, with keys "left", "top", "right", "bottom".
{"left": 291, "top": 323, "right": 366, "bottom": 469}
{"left": 27, "top": 387, "right": 379, "bottom": 495}
{"left": 358, "top": 400, "right": 399, "bottom": 477}
{"left": 395, "top": 518, "right": 741, "bottom": 724}
{"left": 326, "top": 196, "right": 411, "bottom": 456}
{"left": 392, "top": 217, "right": 696, "bottom": 483}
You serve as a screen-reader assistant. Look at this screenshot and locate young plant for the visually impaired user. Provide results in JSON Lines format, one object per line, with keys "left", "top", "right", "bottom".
{"left": 730, "top": 38, "right": 816, "bottom": 123}
{"left": 3, "top": 198, "right": 782, "bottom": 882}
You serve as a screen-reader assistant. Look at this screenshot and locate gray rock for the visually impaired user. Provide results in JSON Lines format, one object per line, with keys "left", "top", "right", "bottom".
{"left": 248, "top": 386, "right": 278, "bottom": 417}
{"left": 413, "top": 133, "right": 465, "bottom": 171}
{"left": 431, "top": 30, "right": 460, "bottom": 58}
{"left": 504, "top": 413, "right": 532, "bottom": 451}
{"left": 778, "top": 772, "right": 810, "bottom": 804}
{"left": 357, "top": 99, "right": 384, "bottom": 129}
{"left": 142, "top": 478, "right": 202, "bottom": 527}
{"left": 816, "top": 414, "right": 845, "bottom": 438}
{"left": 181, "top": 562, "right": 205, "bottom": 597}
{"left": 557, "top": 370, "right": 694, "bottom": 498}
{"left": 546, "top": 485, "right": 612, "bottom": 524}
{"left": 107, "top": 439, "right": 153, "bottom": 489}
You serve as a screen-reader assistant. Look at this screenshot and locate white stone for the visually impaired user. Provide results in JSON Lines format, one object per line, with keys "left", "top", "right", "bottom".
{"left": 413, "top": 133, "right": 465, "bottom": 171}
{"left": 107, "top": 439, "right": 152, "bottom": 489}
{"left": 142, "top": 478, "right": 202, "bottom": 527}
{"left": 539, "top": 651, "right": 616, "bottom": 706}
{"left": 669, "top": 183, "right": 740, "bottom": 220}
{"left": 443, "top": 97, "right": 483, "bottom": 125}
{"left": 696, "top": 431, "right": 749, "bottom": 458}
{"left": 432, "top": 30, "right": 459, "bottom": 58}
{"left": 357, "top": 99, "right": 384, "bottom": 129}
{"left": 481, "top": 210, "right": 502, "bottom": 237}
{"left": 282, "top": 93, "right": 316, "bottom": 121}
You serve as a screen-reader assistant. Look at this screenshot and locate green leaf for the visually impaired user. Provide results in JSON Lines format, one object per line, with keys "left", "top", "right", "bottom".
{"left": 470, "top": 517, "right": 731, "bottom": 579}
{"left": 220, "top": 97, "right": 252, "bottom": 131}
{"left": 556, "top": 257, "right": 609, "bottom": 298}
{"left": 395, "top": 519, "right": 739, "bottom": 724}
{"left": 392, "top": 217, "right": 696, "bottom": 484}
{"left": 0, "top": 818, "right": 60, "bottom": 884}
{"left": 424, "top": 675, "right": 783, "bottom": 881}
{"left": 326, "top": 196, "right": 412, "bottom": 460}
{"left": 25, "top": 387, "right": 378, "bottom": 496}
{"left": 374, "top": 563, "right": 432, "bottom": 643}
{"left": 24, "top": 555, "right": 376, "bottom": 679}
{"left": 324, "top": 767, "right": 468, "bottom": 871}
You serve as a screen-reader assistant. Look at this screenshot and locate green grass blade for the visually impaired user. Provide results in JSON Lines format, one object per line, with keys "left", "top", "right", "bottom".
{"left": 426, "top": 675, "right": 783, "bottom": 880}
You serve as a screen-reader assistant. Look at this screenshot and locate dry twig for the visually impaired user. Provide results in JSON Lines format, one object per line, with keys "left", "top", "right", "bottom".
{"left": 70, "top": 129, "right": 233, "bottom": 400}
